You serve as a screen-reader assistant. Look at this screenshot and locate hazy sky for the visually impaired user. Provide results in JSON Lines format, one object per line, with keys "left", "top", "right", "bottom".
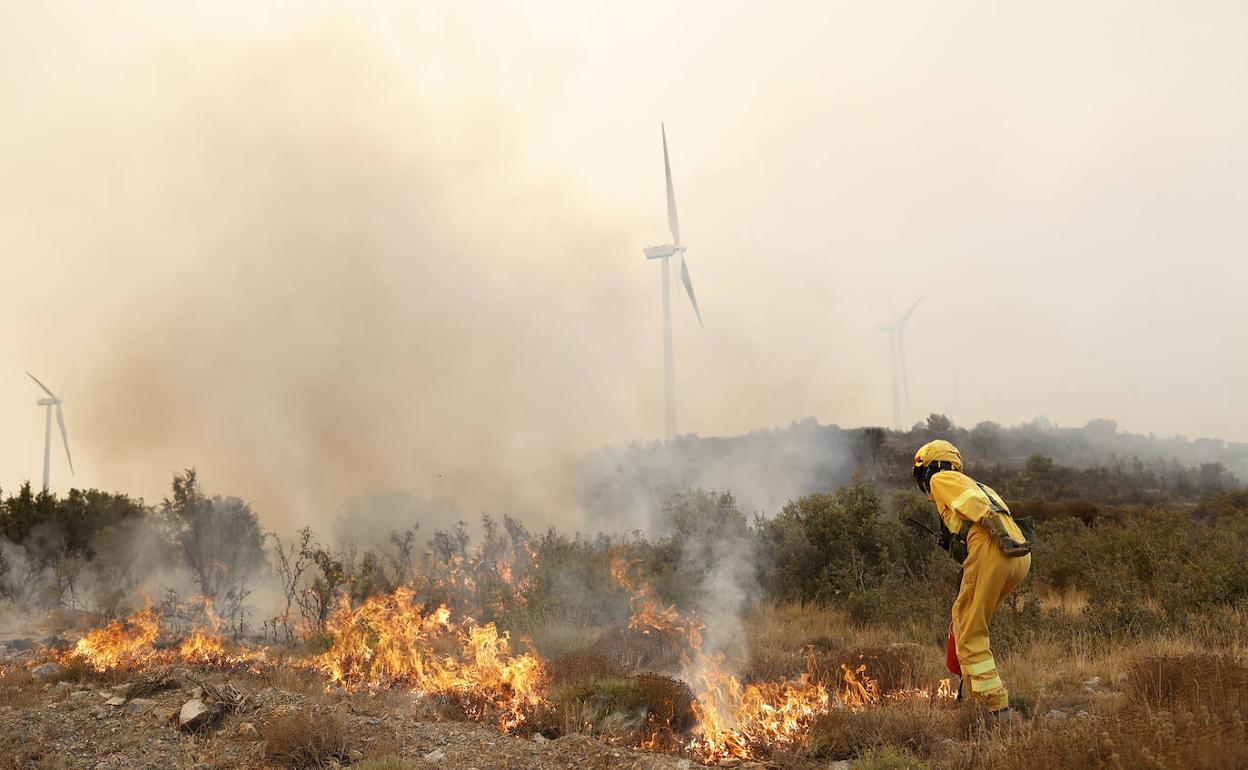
{"left": 2, "top": 1, "right": 1246, "bottom": 526}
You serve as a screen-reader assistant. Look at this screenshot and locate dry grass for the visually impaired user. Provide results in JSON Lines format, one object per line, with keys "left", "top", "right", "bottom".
{"left": 262, "top": 709, "right": 352, "bottom": 769}
{"left": 352, "top": 758, "right": 416, "bottom": 770}
{"left": 0, "top": 724, "right": 63, "bottom": 770}
{"left": 0, "top": 666, "right": 41, "bottom": 710}
{"left": 262, "top": 665, "right": 327, "bottom": 696}
{"left": 805, "top": 700, "right": 973, "bottom": 761}
{"left": 545, "top": 651, "right": 627, "bottom": 685}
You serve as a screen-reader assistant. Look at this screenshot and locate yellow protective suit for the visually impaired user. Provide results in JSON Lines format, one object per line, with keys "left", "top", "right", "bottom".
{"left": 919, "top": 443, "right": 1030, "bottom": 712}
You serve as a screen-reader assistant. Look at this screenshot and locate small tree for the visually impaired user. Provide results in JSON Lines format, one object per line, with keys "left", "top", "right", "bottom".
{"left": 162, "top": 469, "right": 266, "bottom": 610}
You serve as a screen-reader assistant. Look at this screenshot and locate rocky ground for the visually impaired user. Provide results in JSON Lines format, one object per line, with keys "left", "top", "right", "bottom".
{"left": 0, "top": 648, "right": 771, "bottom": 770}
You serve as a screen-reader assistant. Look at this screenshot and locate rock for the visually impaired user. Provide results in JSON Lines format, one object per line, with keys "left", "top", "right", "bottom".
{"left": 1082, "top": 676, "right": 1101, "bottom": 693}
{"left": 106, "top": 696, "right": 126, "bottom": 707}
{"left": 127, "top": 698, "right": 157, "bottom": 715}
{"left": 719, "top": 760, "right": 743, "bottom": 768}
{"left": 179, "top": 699, "right": 213, "bottom": 731}
{"left": 829, "top": 762, "right": 853, "bottom": 770}
{"left": 238, "top": 722, "right": 258, "bottom": 737}
{"left": 423, "top": 748, "right": 447, "bottom": 762}
{"left": 533, "top": 734, "right": 547, "bottom": 744}
{"left": 1043, "top": 709, "right": 1067, "bottom": 721}
{"left": 677, "top": 761, "right": 692, "bottom": 770}
{"left": 7, "top": 638, "right": 35, "bottom": 651}
{"left": 31, "top": 662, "right": 63, "bottom": 681}
{"left": 98, "top": 691, "right": 113, "bottom": 700}
{"left": 71, "top": 691, "right": 91, "bottom": 700}
{"left": 189, "top": 686, "right": 204, "bottom": 700}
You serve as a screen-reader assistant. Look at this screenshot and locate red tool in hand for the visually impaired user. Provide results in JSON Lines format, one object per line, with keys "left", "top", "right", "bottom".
{"left": 946, "top": 621, "right": 961, "bottom": 675}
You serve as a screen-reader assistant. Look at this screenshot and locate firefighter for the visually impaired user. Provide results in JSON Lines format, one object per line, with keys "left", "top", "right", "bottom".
{"left": 913, "top": 439, "right": 1032, "bottom": 714}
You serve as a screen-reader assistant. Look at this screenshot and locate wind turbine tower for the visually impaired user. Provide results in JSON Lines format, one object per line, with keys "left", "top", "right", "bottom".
{"left": 643, "top": 124, "right": 702, "bottom": 441}
{"left": 878, "top": 296, "right": 923, "bottom": 430}
{"left": 27, "top": 372, "right": 74, "bottom": 492}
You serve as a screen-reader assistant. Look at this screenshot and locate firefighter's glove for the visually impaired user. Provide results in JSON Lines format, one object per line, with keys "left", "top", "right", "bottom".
{"left": 947, "top": 523, "right": 969, "bottom": 564}
{"left": 983, "top": 512, "right": 1032, "bottom": 557}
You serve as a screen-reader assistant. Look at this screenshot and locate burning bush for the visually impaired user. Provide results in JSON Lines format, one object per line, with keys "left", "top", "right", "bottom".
{"left": 317, "top": 587, "right": 547, "bottom": 730}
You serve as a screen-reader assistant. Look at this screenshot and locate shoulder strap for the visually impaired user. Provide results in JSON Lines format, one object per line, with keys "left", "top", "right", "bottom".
{"left": 975, "top": 482, "right": 1009, "bottom": 514}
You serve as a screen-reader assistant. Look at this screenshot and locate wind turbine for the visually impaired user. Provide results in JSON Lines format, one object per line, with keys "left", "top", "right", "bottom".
{"left": 643, "top": 123, "right": 702, "bottom": 441}
{"left": 27, "top": 371, "right": 74, "bottom": 492}
{"left": 878, "top": 296, "right": 923, "bottom": 430}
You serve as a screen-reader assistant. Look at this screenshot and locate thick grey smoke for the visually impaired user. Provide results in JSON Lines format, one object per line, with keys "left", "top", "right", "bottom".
{"left": 4, "top": 1, "right": 1248, "bottom": 538}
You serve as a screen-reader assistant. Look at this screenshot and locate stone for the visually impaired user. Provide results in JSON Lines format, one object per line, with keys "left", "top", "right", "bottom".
{"left": 829, "top": 762, "right": 853, "bottom": 770}
{"left": 127, "top": 698, "right": 157, "bottom": 714}
{"left": 179, "top": 699, "right": 213, "bottom": 731}
{"left": 31, "top": 662, "right": 63, "bottom": 681}
{"left": 189, "top": 686, "right": 204, "bottom": 700}
{"left": 533, "top": 734, "right": 547, "bottom": 744}
{"left": 1082, "top": 676, "right": 1101, "bottom": 693}
{"left": 423, "top": 748, "right": 447, "bottom": 762}
{"left": 106, "top": 696, "right": 126, "bottom": 707}
{"left": 677, "top": 761, "right": 692, "bottom": 770}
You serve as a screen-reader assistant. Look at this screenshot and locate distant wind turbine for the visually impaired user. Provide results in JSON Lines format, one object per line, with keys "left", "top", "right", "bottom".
{"left": 643, "top": 123, "right": 702, "bottom": 441}
{"left": 27, "top": 371, "right": 74, "bottom": 492}
{"left": 878, "top": 296, "right": 923, "bottom": 430}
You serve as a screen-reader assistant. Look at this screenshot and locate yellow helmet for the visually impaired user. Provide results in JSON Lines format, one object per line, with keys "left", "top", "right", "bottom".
{"left": 913, "top": 440, "right": 962, "bottom": 493}
{"left": 913, "top": 439, "right": 963, "bottom": 471}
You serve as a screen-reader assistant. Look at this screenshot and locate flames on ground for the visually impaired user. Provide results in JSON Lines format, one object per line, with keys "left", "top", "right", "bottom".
{"left": 53, "top": 556, "right": 954, "bottom": 764}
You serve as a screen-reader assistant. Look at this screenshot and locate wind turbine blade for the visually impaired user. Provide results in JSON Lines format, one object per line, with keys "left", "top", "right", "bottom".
{"left": 59, "top": 360, "right": 77, "bottom": 398}
{"left": 662, "top": 123, "right": 681, "bottom": 246}
{"left": 26, "top": 372, "right": 57, "bottom": 400}
{"left": 898, "top": 294, "right": 924, "bottom": 327}
{"left": 56, "top": 404, "right": 74, "bottom": 476}
{"left": 899, "top": 329, "right": 911, "bottom": 403}
{"left": 678, "top": 255, "right": 703, "bottom": 326}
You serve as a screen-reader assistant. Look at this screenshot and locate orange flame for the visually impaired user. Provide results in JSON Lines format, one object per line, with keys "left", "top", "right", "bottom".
{"left": 317, "top": 587, "right": 546, "bottom": 730}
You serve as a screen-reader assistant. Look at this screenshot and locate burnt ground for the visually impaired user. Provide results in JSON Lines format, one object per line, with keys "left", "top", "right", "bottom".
{"left": 0, "top": 649, "right": 766, "bottom": 770}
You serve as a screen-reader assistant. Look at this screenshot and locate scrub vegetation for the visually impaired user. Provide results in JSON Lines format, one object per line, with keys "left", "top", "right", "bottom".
{"left": 2, "top": 417, "right": 1247, "bottom": 768}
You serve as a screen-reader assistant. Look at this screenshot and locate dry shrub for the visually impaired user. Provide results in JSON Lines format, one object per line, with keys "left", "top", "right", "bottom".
{"left": 126, "top": 672, "right": 181, "bottom": 699}
{"left": 591, "top": 624, "right": 688, "bottom": 673}
{"left": 545, "top": 651, "right": 627, "bottom": 686}
{"left": 530, "top": 674, "right": 695, "bottom": 744}
{"left": 262, "top": 709, "right": 351, "bottom": 769}
{"left": 804, "top": 700, "right": 962, "bottom": 760}
{"left": 630, "top": 674, "right": 696, "bottom": 733}
{"left": 43, "top": 655, "right": 126, "bottom": 687}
